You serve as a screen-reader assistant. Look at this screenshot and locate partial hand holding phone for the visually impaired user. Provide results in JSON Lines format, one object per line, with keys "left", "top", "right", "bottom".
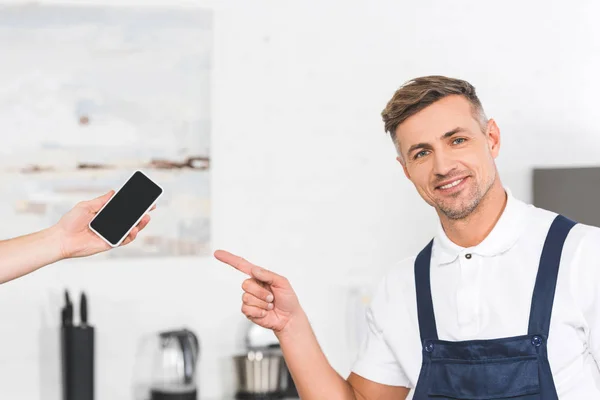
{"left": 55, "top": 170, "right": 162, "bottom": 259}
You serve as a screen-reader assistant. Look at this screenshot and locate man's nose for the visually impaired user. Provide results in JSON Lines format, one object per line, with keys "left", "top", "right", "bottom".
{"left": 432, "top": 150, "right": 458, "bottom": 177}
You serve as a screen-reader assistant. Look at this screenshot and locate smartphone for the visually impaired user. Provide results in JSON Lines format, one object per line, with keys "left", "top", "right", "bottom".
{"left": 88, "top": 170, "right": 163, "bottom": 247}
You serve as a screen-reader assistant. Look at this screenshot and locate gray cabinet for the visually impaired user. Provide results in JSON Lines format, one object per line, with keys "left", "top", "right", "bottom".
{"left": 533, "top": 166, "right": 600, "bottom": 227}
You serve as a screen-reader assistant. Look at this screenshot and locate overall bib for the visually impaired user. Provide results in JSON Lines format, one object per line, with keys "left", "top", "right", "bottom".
{"left": 412, "top": 214, "right": 576, "bottom": 400}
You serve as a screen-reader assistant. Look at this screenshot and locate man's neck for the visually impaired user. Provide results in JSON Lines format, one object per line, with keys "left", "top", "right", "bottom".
{"left": 439, "top": 180, "right": 507, "bottom": 248}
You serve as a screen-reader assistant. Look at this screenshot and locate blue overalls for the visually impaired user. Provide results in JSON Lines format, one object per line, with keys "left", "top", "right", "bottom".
{"left": 412, "top": 214, "right": 576, "bottom": 400}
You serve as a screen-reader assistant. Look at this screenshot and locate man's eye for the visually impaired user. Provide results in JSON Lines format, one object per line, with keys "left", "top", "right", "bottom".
{"left": 453, "top": 138, "right": 466, "bottom": 145}
{"left": 415, "top": 150, "right": 428, "bottom": 159}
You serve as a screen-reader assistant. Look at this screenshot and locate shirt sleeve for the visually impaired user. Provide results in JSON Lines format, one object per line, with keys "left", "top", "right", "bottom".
{"left": 572, "top": 227, "right": 600, "bottom": 368}
{"left": 350, "top": 276, "right": 411, "bottom": 387}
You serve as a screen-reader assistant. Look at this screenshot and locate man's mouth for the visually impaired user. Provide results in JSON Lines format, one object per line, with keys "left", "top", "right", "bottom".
{"left": 436, "top": 177, "right": 467, "bottom": 190}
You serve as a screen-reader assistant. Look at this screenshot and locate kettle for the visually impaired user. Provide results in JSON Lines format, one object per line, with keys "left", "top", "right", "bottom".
{"left": 148, "top": 328, "right": 200, "bottom": 400}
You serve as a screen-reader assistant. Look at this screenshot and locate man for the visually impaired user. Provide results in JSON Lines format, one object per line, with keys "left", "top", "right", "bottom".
{"left": 215, "top": 76, "right": 600, "bottom": 399}
{"left": 0, "top": 190, "right": 152, "bottom": 284}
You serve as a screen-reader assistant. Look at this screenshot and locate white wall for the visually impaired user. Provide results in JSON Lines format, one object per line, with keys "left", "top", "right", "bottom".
{"left": 1, "top": 0, "right": 600, "bottom": 399}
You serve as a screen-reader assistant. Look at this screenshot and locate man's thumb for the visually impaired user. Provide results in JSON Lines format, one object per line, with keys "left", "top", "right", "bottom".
{"left": 85, "top": 190, "right": 115, "bottom": 212}
{"left": 251, "top": 266, "right": 288, "bottom": 288}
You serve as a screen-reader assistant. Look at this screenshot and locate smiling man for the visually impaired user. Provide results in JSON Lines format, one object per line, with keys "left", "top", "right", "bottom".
{"left": 215, "top": 76, "right": 600, "bottom": 399}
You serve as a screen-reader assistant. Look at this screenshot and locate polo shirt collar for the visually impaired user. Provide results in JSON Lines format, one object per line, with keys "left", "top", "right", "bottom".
{"left": 433, "top": 188, "right": 530, "bottom": 265}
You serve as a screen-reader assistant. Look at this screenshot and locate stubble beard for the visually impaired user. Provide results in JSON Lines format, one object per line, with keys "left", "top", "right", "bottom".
{"left": 437, "top": 174, "right": 495, "bottom": 220}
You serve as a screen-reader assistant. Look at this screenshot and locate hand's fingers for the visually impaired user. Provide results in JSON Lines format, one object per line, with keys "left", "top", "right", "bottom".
{"left": 241, "top": 304, "right": 267, "bottom": 319}
{"left": 242, "top": 292, "right": 274, "bottom": 311}
{"left": 121, "top": 227, "right": 139, "bottom": 246}
{"left": 214, "top": 250, "right": 256, "bottom": 276}
{"left": 117, "top": 216, "right": 148, "bottom": 247}
{"left": 84, "top": 190, "right": 115, "bottom": 212}
{"left": 150, "top": 204, "right": 157, "bottom": 211}
{"left": 250, "top": 266, "right": 289, "bottom": 289}
{"left": 242, "top": 278, "right": 274, "bottom": 303}
{"left": 136, "top": 215, "right": 151, "bottom": 231}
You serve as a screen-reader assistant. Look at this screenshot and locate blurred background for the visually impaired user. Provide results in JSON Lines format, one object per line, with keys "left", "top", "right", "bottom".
{"left": 0, "top": 0, "right": 599, "bottom": 399}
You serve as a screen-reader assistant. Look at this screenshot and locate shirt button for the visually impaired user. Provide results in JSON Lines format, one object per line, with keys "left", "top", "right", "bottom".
{"left": 465, "top": 253, "right": 472, "bottom": 259}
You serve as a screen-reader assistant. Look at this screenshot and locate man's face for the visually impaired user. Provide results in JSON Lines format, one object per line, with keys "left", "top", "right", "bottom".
{"left": 395, "top": 95, "right": 500, "bottom": 220}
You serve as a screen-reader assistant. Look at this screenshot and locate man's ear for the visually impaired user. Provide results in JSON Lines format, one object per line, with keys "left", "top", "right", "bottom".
{"left": 485, "top": 118, "right": 501, "bottom": 158}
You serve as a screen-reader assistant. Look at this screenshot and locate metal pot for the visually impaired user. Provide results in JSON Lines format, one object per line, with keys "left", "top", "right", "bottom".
{"left": 233, "top": 349, "right": 287, "bottom": 399}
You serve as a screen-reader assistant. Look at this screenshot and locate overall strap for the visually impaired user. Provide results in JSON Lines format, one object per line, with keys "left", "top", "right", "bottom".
{"left": 414, "top": 239, "right": 438, "bottom": 341}
{"left": 528, "top": 214, "right": 576, "bottom": 337}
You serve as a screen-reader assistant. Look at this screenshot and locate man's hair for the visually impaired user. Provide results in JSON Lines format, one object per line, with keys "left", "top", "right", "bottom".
{"left": 381, "top": 75, "right": 488, "bottom": 152}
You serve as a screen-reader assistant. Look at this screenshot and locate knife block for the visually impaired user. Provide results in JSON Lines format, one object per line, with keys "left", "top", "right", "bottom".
{"left": 61, "top": 324, "right": 95, "bottom": 400}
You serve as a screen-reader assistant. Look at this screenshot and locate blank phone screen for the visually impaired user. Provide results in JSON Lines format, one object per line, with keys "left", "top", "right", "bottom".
{"left": 90, "top": 171, "right": 162, "bottom": 245}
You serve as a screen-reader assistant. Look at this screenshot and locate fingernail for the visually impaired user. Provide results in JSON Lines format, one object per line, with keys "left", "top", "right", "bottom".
{"left": 266, "top": 294, "right": 274, "bottom": 302}
{"left": 267, "top": 303, "right": 273, "bottom": 310}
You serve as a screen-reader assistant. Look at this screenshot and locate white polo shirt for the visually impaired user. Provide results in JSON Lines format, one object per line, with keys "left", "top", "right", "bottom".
{"left": 352, "top": 189, "right": 600, "bottom": 399}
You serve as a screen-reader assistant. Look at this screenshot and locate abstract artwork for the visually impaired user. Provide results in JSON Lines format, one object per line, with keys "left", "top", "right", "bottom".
{"left": 0, "top": 4, "right": 212, "bottom": 258}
